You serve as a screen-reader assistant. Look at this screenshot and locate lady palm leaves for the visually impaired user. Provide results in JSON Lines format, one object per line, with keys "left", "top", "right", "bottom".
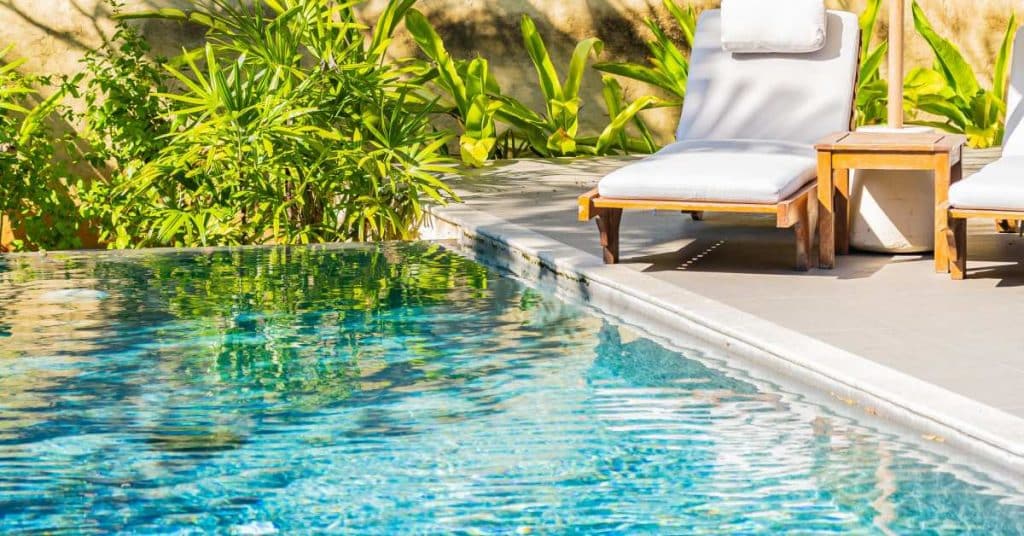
{"left": 105, "top": 0, "right": 456, "bottom": 247}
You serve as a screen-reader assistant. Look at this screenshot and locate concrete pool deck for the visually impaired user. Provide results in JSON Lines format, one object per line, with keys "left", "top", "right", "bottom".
{"left": 425, "top": 157, "right": 1024, "bottom": 474}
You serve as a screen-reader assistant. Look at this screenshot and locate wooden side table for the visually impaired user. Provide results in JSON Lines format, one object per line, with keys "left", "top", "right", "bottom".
{"left": 814, "top": 132, "right": 966, "bottom": 270}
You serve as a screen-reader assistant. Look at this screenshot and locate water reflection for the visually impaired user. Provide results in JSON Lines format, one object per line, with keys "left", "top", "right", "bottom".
{"left": 0, "top": 245, "right": 1021, "bottom": 533}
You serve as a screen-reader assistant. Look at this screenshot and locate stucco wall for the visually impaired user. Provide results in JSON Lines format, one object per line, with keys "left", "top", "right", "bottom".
{"left": 2, "top": 0, "right": 1022, "bottom": 141}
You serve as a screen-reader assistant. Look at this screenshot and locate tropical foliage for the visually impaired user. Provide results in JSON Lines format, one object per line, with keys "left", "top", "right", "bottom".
{"left": 404, "top": 9, "right": 502, "bottom": 167}
{"left": 493, "top": 16, "right": 662, "bottom": 157}
{"left": 905, "top": 1, "right": 1018, "bottom": 148}
{"left": 850, "top": 0, "right": 1018, "bottom": 148}
{"left": 593, "top": 0, "right": 697, "bottom": 103}
{"left": 62, "top": 5, "right": 173, "bottom": 249}
{"left": 1, "top": 0, "right": 1022, "bottom": 252}
{"left": 95, "top": 0, "right": 455, "bottom": 247}
{"left": 0, "top": 45, "right": 80, "bottom": 252}
{"left": 408, "top": 12, "right": 661, "bottom": 163}
{"left": 853, "top": 0, "right": 889, "bottom": 126}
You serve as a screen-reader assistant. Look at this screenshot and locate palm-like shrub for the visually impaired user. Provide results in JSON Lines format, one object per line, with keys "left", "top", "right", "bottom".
{"left": 102, "top": 0, "right": 454, "bottom": 247}
{"left": 0, "top": 46, "right": 81, "bottom": 252}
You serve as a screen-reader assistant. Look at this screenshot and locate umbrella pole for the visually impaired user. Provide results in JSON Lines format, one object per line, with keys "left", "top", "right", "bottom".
{"left": 888, "top": 0, "right": 905, "bottom": 129}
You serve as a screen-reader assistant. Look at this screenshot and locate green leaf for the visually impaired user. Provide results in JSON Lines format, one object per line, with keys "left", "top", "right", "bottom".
{"left": 564, "top": 37, "right": 603, "bottom": 100}
{"left": 370, "top": 0, "right": 417, "bottom": 58}
{"left": 858, "top": 0, "right": 883, "bottom": 61}
{"left": 595, "top": 95, "right": 660, "bottom": 154}
{"left": 406, "top": 9, "right": 469, "bottom": 113}
{"left": 594, "top": 62, "right": 682, "bottom": 101}
{"left": 546, "top": 129, "right": 576, "bottom": 155}
{"left": 915, "top": 94, "right": 969, "bottom": 130}
{"left": 460, "top": 135, "right": 495, "bottom": 167}
{"left": 663, "top": 0, "right": 697, "bottom": 47}
{"left": 859, "top": 42, "right": 887, "bottom": 89}
{"left": 993, "top": 14, "right": 1018, "bottom": 103}
{"left": 911, "top": 1, "right": 980, "bottom": 100}
{"left": 521, "top": 15, "right": 563, "bottom": 102}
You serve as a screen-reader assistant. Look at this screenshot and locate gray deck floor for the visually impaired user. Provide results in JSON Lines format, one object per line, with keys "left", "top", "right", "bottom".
{"left": 449, "top": 157, "right": 1024, "bottom": 418}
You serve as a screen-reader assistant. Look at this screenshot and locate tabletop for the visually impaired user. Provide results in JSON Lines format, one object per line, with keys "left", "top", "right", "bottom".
{"left": 815, "top": 132, "right": 967, "bottom": 153}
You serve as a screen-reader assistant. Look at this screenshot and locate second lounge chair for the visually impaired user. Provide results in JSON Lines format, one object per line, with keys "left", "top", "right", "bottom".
{"left": 941, "top": 26, "right": 1024, "bottom": 280}
{"left": 578, "top": 7, "right": 860, "bottom": 270}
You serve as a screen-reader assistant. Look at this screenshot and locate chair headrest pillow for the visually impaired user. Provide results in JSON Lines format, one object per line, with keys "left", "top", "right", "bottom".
{"left": 720, "top": 0, "right": 828, "bottom": 54}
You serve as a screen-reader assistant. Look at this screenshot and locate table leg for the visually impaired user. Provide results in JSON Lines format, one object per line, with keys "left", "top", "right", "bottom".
{"left": 934, "top": 154, "right": 955, "bottom": 273}
{"left": 834, "top": 167, "right": 851, "bottom": 256}
{"left": 817, "top": 151, "right": 835, "bottom": 269}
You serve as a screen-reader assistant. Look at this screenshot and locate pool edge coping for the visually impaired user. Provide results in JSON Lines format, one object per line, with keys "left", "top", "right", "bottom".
{"left": 424, "top": 203, "right": 1024, "bottom": 477}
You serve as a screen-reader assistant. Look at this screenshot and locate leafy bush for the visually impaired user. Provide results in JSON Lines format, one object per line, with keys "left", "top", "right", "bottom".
{"left": 100, "top": 0, "right": 455, "bottom": 247}
{"left": 0, "top": 46, "right": 81, "bottom": 252}
{"left": 493, "top": 15, "right": 660, "bottom": 157}
{"left": 593, "top": 0, "right": 696, "bottom": 103}
{"left": 409, "top": 11, "right": 660, "bottom": 161}
{"left": 853, "top": 0, "right": 889, "bottom": 126}
{"left": 852, "top": 0, "right": 1017, "bottom": 148}
{"left": 905, "top": 1, "right": 1017, "bottom": 148}
{"left": 405, "top": 9, "right": 502, "bottom": 167}
{"left": 62, "top": 2, "right": 173, "bottom": 248}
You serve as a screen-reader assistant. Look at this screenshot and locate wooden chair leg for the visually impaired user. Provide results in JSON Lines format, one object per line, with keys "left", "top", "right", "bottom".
{"left": 834, "top": 168, "right": 850, "bottom": 255}
{"left": 947, "top": 216, "right": 967, "bottom": 280}
{"left": 996, "top": 219, "right": 1020, "bottom": 234}
{"left": 690, "top": 211, "right": 705, "bottom": 221}
{"left": 596, "top": 208, "right": 623, "bottom": 264}
{"left": 793, "top": 197, "right": 811, "bottom": 272}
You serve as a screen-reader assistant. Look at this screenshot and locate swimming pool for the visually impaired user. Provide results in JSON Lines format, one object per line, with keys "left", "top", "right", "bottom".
{"left": 1, "top": 243, "right": 1022, "bottom": 533}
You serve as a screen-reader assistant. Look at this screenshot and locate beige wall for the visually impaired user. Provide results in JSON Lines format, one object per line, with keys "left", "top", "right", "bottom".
{"left": 3, "top": 0, "right": 1023, "bottom": 141}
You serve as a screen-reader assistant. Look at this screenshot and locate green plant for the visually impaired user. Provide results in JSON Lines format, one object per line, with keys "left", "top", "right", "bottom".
{"left": 98, "top": 0, "right": 455, "bottom": 248}
{"left": 593, "top": 0, "right": 696, "bottom": 102}
{"left": 62, "top": 1, "right": 173, "bottom": 248}
{"left": 492, "top": 15, "right": 660, "bottom": 157}
{"left": 0, "top": 45, "right": 80, "bottom": 252}
{"left": 853, "top": 0, "right": 889, "bottom": 126}
{"left": 905, "top": 1, "right": 1018, "bottom": 148}
{"left": 405, "top": 9, "right": 501, "bottom": 167}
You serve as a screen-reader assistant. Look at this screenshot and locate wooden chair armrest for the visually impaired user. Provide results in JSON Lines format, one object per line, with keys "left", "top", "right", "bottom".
{"left": 578, "top": 188, "right": 600, "bottom": 221}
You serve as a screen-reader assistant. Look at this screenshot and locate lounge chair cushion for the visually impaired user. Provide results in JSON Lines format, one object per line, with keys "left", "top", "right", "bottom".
{"left": 678, "top": 10, "right": 859, "bottom": 146}
{"left": 598, "top": 140, "right": 816, "bottom": 204}
{"left": 720, "top": 0, "right": 827, "bottom": 54}
{"left": 949, "top": 157, "right": 1024, "bottom": 212}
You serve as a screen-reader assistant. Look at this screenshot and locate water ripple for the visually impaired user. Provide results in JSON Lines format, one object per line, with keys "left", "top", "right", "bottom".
{"left": 0, "top": 244, "right": 1022, "bottom": 534}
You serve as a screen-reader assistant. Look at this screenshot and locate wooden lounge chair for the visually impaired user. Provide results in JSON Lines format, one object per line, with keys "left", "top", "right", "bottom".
{"left": 578, "top": 8, "right": 860, "bottom": 270}
{"left": 941, "top": 27, "right": 1024, "bottom": 280}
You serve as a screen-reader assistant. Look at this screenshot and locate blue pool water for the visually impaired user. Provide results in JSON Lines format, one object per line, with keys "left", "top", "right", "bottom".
{"left": 0, "top": 243, "right": 1022, "bottom": 534}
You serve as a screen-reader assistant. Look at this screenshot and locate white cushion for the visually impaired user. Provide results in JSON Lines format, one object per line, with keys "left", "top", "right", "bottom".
{"left": 677, "top": 10, "right": 859, "bottom": 145}
{"left": 721, "top": 0, "right": 827, "bottom": 54}
{"left": 949, "top": 157, "right": 1024, "bottom": 211}
{"left": 598, "top": 140, "right": 816, "bottom": 204}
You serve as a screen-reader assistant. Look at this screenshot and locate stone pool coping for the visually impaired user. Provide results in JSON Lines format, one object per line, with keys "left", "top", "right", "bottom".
{"left": 424, "top": 202, "right": 1024, "bottom": 478}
